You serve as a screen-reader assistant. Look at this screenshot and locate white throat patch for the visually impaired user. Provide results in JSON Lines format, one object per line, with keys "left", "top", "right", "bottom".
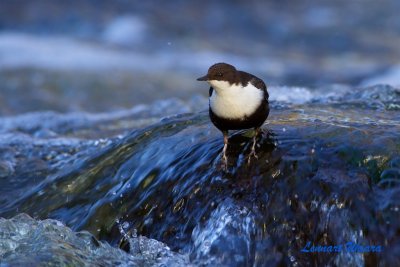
{"left": 209, "top": 80, "right": 264, "bottom": 119}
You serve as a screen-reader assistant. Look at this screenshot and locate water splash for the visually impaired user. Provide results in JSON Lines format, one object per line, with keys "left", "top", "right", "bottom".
{"left": 0, "top": 86, "right": 399, "bottom": 265}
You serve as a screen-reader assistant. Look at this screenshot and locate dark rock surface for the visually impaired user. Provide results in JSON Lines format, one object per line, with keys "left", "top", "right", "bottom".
{"left": 0, "top": 85, "right": 399, "bottom": 266}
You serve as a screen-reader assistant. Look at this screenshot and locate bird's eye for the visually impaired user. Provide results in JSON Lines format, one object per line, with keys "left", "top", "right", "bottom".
{"left": 217, "top": 72, "right": 223, "bottom": 77}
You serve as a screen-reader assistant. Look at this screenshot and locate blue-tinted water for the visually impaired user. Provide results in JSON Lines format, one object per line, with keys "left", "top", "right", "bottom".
{"left": 1, "top": 85, "right": 399, "bottom": 266}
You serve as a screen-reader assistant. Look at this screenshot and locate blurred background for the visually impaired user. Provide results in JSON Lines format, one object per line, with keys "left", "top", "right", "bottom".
{"left": 1, "top": 0, "right": 400, "bottom": 115}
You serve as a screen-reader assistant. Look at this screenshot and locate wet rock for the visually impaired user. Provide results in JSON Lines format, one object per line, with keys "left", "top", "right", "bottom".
{"left": 0, "top": 86, "right": 399, "bottom": 266}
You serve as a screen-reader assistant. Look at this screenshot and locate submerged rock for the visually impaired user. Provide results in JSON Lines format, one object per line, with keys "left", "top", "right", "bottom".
{"left": 0, "top": 85, "right": 399, "bottom": 266}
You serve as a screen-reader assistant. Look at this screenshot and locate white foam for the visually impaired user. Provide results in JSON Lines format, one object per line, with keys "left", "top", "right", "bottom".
{"left": 0, "top": 32, "right": 154, "bottom": 71}
{"left": 360, "top": 65, "right": 400, "bottom": 87}
{"left": 268, "top": 86, "right": 314, "bottom": 104}
{"left": 0, "top": 32, "right": 284, "bottom": 75}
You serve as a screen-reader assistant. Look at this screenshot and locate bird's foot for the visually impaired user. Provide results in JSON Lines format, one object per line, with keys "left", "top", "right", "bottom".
{"left": 221, "top": 155, "right": 228, "bottom": 171}
{"left": 247, "top": 128, "right": 260, "bottom": 164}
{"left": 247, "top": 147, "right": 258, "bottom": 165}
{"left": 222, "top": 150, "right": 228, "bottom": 161}
{"left": 221, "top": 131, "right": 229, "bottom": 170}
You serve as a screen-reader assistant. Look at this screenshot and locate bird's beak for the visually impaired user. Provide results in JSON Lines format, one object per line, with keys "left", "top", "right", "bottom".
{"left": 196, "top": 75, "right": 208, "bottom": 81}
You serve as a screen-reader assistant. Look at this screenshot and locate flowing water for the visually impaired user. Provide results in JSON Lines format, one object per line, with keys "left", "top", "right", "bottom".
{"left": 0, "top": 85, "right": 399, "bottom": 266}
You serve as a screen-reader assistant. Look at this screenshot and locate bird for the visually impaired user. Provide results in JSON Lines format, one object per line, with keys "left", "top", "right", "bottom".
{"left": 197, "top": 62, "right": 269, "bottom": 164}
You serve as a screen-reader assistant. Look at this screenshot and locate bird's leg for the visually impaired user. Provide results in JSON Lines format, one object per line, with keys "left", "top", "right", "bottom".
{"left": 222, "top": 131, "right": 229, "bottom": 164}
{"left": 247, "top": 127, "right": 260, "bottom": 164}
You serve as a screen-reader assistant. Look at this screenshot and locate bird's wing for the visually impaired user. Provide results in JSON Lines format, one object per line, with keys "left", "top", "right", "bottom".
{"left": 251, "top": 77, "right": 268, "bottom": 100}
{"left": 209, "top": 86, "right": 214, "bottom": 97}
{"left": 238, "top": 71, "right": 268, "bottom": 100}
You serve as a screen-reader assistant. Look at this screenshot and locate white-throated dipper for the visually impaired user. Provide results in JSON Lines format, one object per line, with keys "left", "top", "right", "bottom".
{"left": 197, "top": 62, "right": 269, "bottom": 163}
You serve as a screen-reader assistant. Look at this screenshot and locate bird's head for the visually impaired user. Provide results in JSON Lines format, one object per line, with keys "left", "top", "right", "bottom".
{"left": 197, "top": 63, "right": 238, "bottom": 93}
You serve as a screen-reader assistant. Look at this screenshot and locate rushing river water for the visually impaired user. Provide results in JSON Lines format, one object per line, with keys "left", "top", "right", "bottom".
{"left": 0, "top": 85, "right": 399, "bottom": 266}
